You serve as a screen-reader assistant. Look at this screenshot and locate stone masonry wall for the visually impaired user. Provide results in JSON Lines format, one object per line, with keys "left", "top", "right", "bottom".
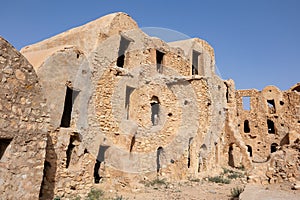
{"left": 2, "top": 12, "right": 298, "bottom": 199}
{"left": 0, "top": 37, "right": 49, "bottom": 200}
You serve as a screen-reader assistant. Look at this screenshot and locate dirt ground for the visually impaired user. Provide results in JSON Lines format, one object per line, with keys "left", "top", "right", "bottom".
{"left": 101, "top": 179, "right": 300, "bottom": 200}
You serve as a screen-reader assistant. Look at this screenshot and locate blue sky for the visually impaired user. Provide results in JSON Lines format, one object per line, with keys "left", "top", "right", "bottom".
{"left": 1, "top": 0, "right": 299, "bottom": 90}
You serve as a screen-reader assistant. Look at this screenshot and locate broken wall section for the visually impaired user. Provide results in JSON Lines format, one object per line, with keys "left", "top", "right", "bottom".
{"left": 236, "top": 85, "right": 300, "bottom": 163}
{"left": 227, "top": 83, "right": 300, "bottom": 184}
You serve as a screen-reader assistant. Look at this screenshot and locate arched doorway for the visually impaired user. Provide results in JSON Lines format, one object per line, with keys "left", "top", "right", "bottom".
{"left": 271, "top": 143, "right": 278, "bottom": 153}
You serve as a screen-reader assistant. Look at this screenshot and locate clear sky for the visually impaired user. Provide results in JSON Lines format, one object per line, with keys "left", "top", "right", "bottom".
{"left": 1, "top": 0, "right": 299, "bottom": 90}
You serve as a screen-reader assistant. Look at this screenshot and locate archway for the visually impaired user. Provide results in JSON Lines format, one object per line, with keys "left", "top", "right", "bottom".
{"left": 271, "top": 143, "right": 278, "bottom": 153}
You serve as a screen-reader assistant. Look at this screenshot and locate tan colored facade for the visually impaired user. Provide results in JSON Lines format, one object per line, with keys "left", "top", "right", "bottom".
{"left": 0, "top": 12, "right": 299, "bottom": 199}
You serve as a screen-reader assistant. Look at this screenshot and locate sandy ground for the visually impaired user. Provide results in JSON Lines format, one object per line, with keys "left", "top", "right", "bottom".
{"left": 240, "top": 183, "right": 300, "bottom": 200}
{"left": 101, "top": 179, "right": 300, "bottom": 200}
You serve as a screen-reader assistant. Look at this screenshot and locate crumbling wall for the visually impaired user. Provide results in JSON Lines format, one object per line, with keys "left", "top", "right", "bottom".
{"left": 0, "top": 37, "right": 49, "bottom": 199}
{"left": 266, "top": 141, "right": 300, "bottom": 184}
{"left": 228, "top": 84, "right": 300, "bottom": 183}
{"left": 223, "top": 80, "right": 252, "bottom": 170}
{"left": 235, "top": 85, "right": 299, "bottom": 163}
{"left": 21, "top": 13, "right": 224, "bottom": 197}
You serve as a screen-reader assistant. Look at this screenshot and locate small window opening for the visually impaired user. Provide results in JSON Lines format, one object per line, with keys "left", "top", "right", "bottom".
{"left": 271, "top": 143, "right": 278, "bottom": 153}
{"left": 187, "top": 137, "right": 193, "bottom": 168}
{"left": 94, "top": 160, "right": 101, "bottom": 184}
{"left": 228, "top": 145, "right": 234, "bottom": 167}
{"left": 156, "top": 147, "right": 163, "bottom": 173}
{"left": 267, "top": 119, "right": 275, "bottom": 134}
{"left": 192, "top": 50, "right": 201, "bottom": 75}
{"left": 0, "top": 138, "right": 12, "bottom": 160}
{"left": 156, "top": 50, "right": 164, "bottom": 73}
{"left": 198, "top": 156, "right": 202, "bottom": 173}
{"left": 125, "top": 86, "right": 135, "bottom": 119}
{"left": 244, "top": 120, "right": 250, "bottom": 133}
{"left": 184, "top": 100, "right": 189, "bottom": 105}
{"left": 225, "top": 84, "right": 229, "bottom": 103}
{"left": 151, "top": 96, "right": 160, "bottom": 126}
{"left": 117, "top": 36, "right": 131, "bottom": 68}
{"left": 66, "top": 134, "right": 80, "bottom": 168}
{"left": 267, "top": 99, "right": 276, "bottom": 114}
{"left": 242, "top": 96, "right": 251, "bottom": 110}
{"left": 246, "top": 145, "right": 252, "bottom": 157}
{"left": 60, "top": 86, "right": 80, "bottom": 128}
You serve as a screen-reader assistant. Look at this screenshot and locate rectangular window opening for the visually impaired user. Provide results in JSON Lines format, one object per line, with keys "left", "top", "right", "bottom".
{"left": 267, "top": 99, "right": 276, "bottom": 114}
{"left": 192, "top": 50, "right": 201, "bottom": 75}
{"left": 117, "top": 36, "right": 131, "bottom": 68}
{"left": 244, "top": 120, "right": 250, "bottom": 133}
{"left": 188, "top": 137, "right": 193, "bottom": 168}
{"left": 242, "top": 96, "right": 251, "bottom": 110}
{"left": 0, "top": 138, "right": 13, "bottom": 160}
{"left": 156, "top": 50, "right": 164, "bottom": 73}
{"left": 267, "top": 119, "right": 275, "bottom": 134}
{"left": 156, "top": 147, "right": 163, "bottom": 174}
{"left": 60, "top": 86, "right": 80, "bottom": 128}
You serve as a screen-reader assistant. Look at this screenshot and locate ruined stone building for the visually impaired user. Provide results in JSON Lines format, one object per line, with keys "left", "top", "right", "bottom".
{"left": 0, "top": 12, "right": 299, "bottom": 199}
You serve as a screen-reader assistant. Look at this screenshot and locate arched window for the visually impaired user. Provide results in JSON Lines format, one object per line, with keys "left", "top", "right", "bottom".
{"left": 271, "top": 143, "right": 278, "bottom": 153}
{"left": 244, "top": 120, "right": 250, "bottom": 133}
{"left": 151, "top": 96, "right": 160, "bottom": 126}
{"left": 156, "top": 147, "right": 163, "bottom": 173}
